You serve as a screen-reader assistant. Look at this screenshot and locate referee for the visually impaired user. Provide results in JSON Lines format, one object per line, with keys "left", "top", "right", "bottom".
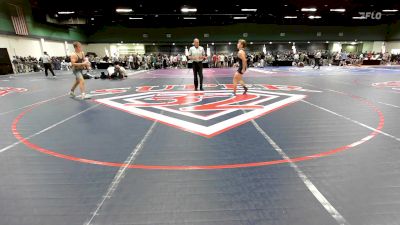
{"left": 42, "top": 51, "right": 56, "bottom": 78}
{"left": 188, "top": 38, "right": 206, "bottom": 91}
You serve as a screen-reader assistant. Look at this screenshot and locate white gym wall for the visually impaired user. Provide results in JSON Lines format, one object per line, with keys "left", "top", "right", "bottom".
{"left": 0, "top": 34, "right": 88, "bottom": 61}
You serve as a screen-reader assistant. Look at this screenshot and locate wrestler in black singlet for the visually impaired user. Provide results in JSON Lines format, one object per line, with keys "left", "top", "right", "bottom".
{"left": 237, "top": 49, "right": 246, "bottom": 74}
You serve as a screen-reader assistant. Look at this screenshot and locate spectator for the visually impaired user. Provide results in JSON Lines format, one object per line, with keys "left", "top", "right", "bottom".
{"left": 219, "top": 54, "right": 225, "bottom": 68}
{"left": 313, "top": 50, "right": 321, "bottom": 69}
{"left": 182, "top": 54, "right": 188, "bottom": 68}
{"left": 340, "top": 50, "right": 348, "bottom": 66}
{"left": 128, "top": 55, "right": 134, "bottom": 70}
{"left": 212, "top": 54, "right": 218, "bottom": 68}
{"left": 294, "top": 53, "right": 299, "bottom": 64}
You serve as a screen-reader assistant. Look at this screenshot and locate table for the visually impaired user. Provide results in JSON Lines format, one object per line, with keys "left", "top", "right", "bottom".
{"left": 96, "top": 62, "right": 128, "bottom": 69}
{"left": 362, "top": 60, "right": 381, "bottom": 65}
{"left": 188, "top": 62, "right": 209, "bottom": 69}
{"left": 272, "top": 60, "right": 293, "bottom": 66}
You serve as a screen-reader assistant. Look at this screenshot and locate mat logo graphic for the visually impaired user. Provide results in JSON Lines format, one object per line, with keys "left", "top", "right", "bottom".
{"left": 372, "top": 81, "right": 400, "bottom": 91}
{"left": 96, "top": 85, "right": 306, "bottom": 137}
{"left": 90, "top": 87, "right": 131, "bottom": 97}
{"left": 0, "top": 87, "right": 27, "bottom": 97}
{"left": 134, "top": 84, "right": 321, "bottom": 93}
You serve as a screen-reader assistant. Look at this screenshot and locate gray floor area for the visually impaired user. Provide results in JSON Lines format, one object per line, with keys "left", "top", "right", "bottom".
{"left": 0, "top": 66, "right": 399, "bottom": 225}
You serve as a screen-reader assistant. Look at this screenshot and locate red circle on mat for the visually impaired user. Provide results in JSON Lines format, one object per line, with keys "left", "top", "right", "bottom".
{"left": 12, "top": 93, "right": 384, "bottom": 170}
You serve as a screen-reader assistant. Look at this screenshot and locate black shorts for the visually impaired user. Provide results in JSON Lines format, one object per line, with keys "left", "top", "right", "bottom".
{"left": 237, "top": 68, "right": 245, "bottom": 74}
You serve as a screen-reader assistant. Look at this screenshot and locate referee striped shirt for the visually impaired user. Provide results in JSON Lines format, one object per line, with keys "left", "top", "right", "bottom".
{"left": 189, "top": 46, "right": 205, "bottom": 62}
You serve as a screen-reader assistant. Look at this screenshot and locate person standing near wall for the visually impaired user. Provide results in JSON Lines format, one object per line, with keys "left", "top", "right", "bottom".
{"left": 212, "top": 54, "right": 218, "bottom": 68}
{"left": 219, "top": 54, "right": 225, "bottom": 68}
{"left": 42, "top": 52, "right": 56, "bottom": 78}
{"left": 182, "top": 54, "right": 187, "bottom": 68}
{"left": 313, "top": 50, "right": 322, "bottom": 69}
{"left": 128, "top": 54, "right": 134, "bottom": 70}
{"left": 188, "top": 38, "right": 206, "bottom": 91}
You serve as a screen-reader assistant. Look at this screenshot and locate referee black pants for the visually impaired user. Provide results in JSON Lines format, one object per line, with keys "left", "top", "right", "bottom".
{"left": 44, "top": 63, "right": 55, "bottom": 76}
{"left": 192, "top": 61, "right": 203, "bottom": 90}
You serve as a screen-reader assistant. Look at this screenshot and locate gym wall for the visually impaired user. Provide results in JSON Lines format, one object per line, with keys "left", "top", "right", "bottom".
{"left": 0, "top": 34, "right": 87, "bottom": 59}
{"left": 0, "top": 34, "right": 42, "bottom": 58}
{"left": 87, "top": 23, "right": 389, "bottom": 43}
{"left": 386, "top": 41, "right": 400, "bottom": 52}
{"left": 1, "top": 0, "right": 400, "bottom": 59}
{"left": 0, "top": 0, "right": 86, "bottom": 42}
{"left": 387, "top": 21, "right": 400, "bottom": 41}
{"left": 85, "top": 44, "right": 112, "bottom": 57}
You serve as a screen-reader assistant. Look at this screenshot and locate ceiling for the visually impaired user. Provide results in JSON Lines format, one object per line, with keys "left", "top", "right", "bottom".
{"left": 29, "top": 0, "right": 400, "bottom": 28}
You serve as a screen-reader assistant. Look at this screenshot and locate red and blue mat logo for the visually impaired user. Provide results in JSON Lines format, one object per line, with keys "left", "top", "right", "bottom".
{"left": 0, "top": 87, "right": 27, "bottom": 97}
{"left": 95, "top": 84, "right": 314, "bottom": 137}
{"left": 372, "top": 81, "right": 400, "bottom": 91}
